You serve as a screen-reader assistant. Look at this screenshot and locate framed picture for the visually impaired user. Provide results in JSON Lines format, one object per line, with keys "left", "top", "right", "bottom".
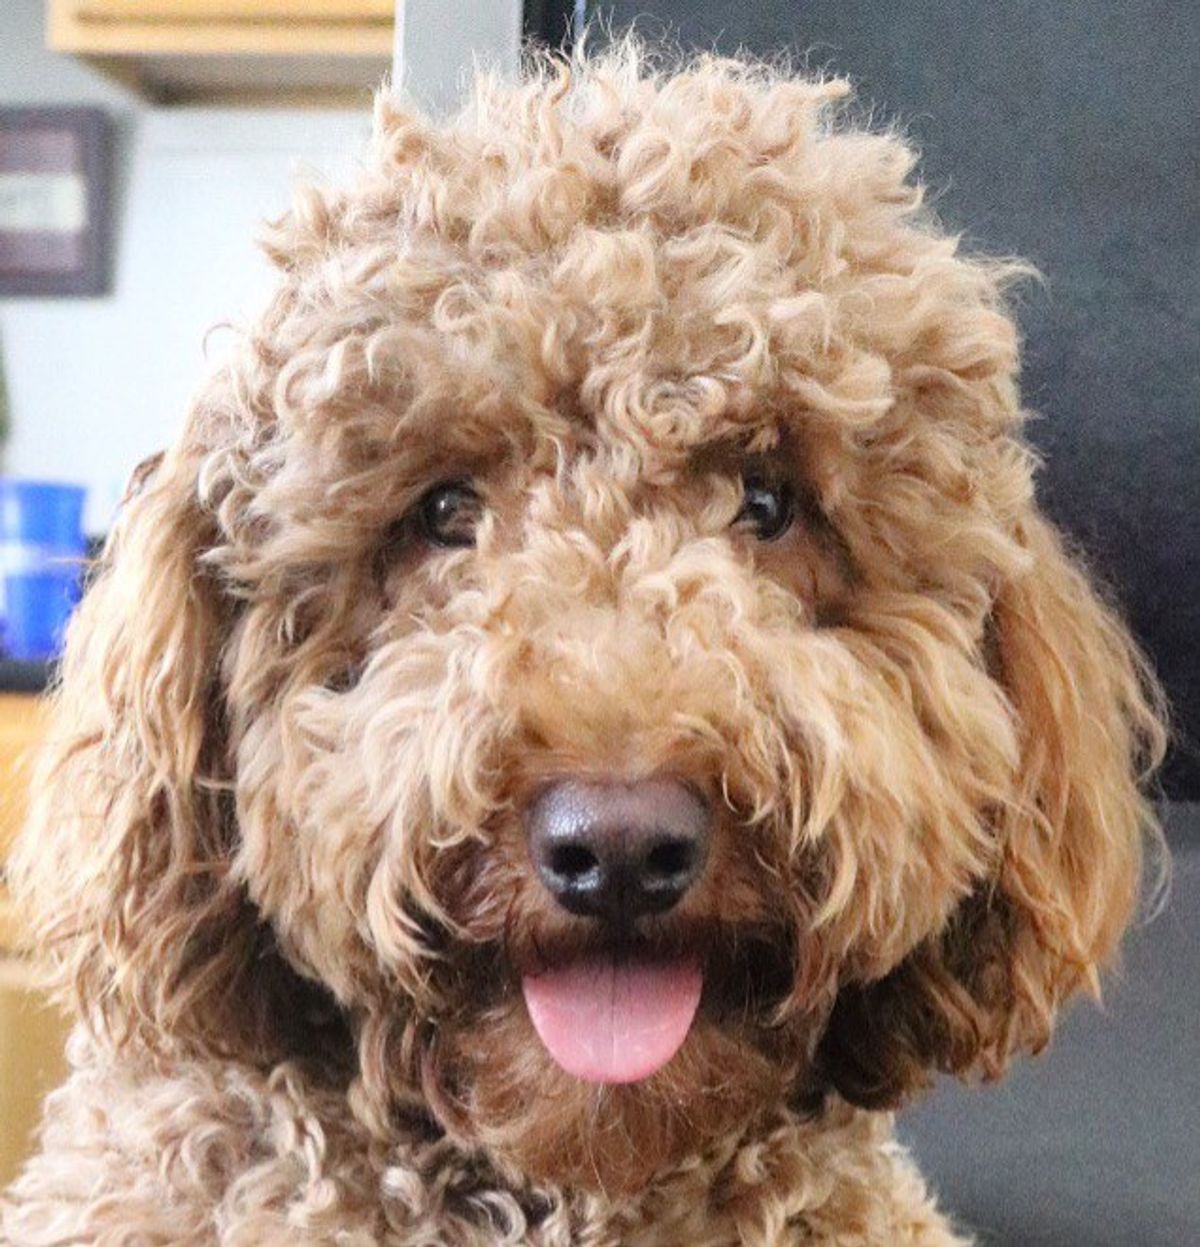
{"left": 0, "top": 107, "right": 112, "bottom": 297}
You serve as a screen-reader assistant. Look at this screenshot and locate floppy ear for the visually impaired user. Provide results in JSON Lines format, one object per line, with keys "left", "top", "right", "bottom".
{"left": 819, "top": 513, "right": 1166, "bottom": 1107}
{"left": 9, "top": 437, "right": 334, "bottom": 1064}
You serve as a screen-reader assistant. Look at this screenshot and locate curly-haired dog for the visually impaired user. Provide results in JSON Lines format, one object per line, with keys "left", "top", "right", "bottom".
{"left": 2, "top": 41, "right": 1165, "bottom": 1247}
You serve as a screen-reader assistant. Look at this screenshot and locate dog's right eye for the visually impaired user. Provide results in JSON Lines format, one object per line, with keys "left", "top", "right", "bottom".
{"left": 735, "top": 474, "right": 795, "bottom": 542}
{"left": 417, "top": 481, "right": 483, "bottom": 548}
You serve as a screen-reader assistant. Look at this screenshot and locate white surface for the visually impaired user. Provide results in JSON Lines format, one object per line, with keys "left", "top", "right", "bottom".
{"left": 394, "top": 0, "right": 522, "bottom": 114}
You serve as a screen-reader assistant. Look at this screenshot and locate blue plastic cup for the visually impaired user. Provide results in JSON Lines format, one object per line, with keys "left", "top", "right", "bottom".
{"left": 2, "top": 566, "right": 84, "bottom": 660}
{"left": 0, "top": 480, "right": 85, "bottom": 550}
{"left": 0, "top": 480, "right": 88, "bottom": 661}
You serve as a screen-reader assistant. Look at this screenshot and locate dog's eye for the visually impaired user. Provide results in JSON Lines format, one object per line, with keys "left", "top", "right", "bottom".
{"left": 735, "top": 475, "right": 794, "bottom": 542}
{"left": 418, "top": 481, "right": 483, "bottom": 548}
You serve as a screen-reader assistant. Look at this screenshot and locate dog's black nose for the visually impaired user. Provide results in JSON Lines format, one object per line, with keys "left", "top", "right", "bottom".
{"left": 527, "top": 778, "right": 711, "bottom": 921}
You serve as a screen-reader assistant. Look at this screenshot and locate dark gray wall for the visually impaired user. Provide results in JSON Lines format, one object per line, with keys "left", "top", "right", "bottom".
{"left": 903, "top": 811, "right": 1200, "bottom": 1247}
{"left": 599, "top": 1, "right": 1200, "bottom": 797}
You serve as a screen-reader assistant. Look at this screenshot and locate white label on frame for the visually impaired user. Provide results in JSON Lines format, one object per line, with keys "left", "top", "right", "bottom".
{"left": 0, "top": 173, "right": 88, "bottom": 233}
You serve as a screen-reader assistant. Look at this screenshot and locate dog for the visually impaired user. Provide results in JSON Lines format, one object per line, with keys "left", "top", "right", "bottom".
{"left": 2, "top": 40, "right": 1165, "bottom": 1246}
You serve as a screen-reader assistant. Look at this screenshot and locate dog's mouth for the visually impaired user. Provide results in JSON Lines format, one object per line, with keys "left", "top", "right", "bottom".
{"left": 513, "top": 923, "right": 797, "bottom": 1085}
{"left": 521, "top": 951, "right": 704, "bottom": 1083}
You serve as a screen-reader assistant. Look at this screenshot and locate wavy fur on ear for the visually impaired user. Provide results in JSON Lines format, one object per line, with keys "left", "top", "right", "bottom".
{"left": 8, "top": 428, "right": 341, "bottom": 1067}
{"left": 819, "top": 514, "right": 1166, "bottom": 1106}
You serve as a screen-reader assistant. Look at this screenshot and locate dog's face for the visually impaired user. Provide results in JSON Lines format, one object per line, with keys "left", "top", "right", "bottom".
{"left": 18, "top": 48, "right": 1163, "bottom": 1196}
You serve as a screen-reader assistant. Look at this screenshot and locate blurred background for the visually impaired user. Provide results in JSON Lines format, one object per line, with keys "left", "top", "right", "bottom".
{"left": 0, "top": 1, "right": 1196, "bottom": 1241}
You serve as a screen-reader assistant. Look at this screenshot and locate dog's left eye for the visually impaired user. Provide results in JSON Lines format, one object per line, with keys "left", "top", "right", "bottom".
{"left": 418, "top": 481, "right": 483, "bottom": 548}
{"left": 735, "top": 474, "right": 795, "bottom": 542}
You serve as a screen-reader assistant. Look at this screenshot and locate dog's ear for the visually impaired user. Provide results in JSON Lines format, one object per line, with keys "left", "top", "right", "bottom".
{"left": 819, "top": 513, "right": 1166, "bottom": 1107}
{"left": 10, "top": 439, "right": 334, "bottom": 1064}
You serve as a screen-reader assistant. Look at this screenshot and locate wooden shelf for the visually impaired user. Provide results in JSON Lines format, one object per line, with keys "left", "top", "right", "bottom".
{"left": 48, "top": 0, "right": 394, "bottom": 106}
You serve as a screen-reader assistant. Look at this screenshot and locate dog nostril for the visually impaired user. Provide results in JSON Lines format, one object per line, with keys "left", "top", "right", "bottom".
{"left": 528, "top": 778, "right": 712, "bottom": 919}
{"left": 644, "top": 838, "right": 694, "bottom": 881}
{"left": 549, "top": 843, "right": 599, "bottom": 882}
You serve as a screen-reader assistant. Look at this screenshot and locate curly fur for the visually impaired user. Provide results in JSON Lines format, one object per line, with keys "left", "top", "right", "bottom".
{"left": 2, "top": 38, "right": 1165, "bottom": 1246}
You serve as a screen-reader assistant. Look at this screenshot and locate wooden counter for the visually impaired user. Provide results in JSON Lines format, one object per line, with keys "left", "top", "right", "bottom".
{"left": 0, "top": 695, "right": 69, "bottom": 1189}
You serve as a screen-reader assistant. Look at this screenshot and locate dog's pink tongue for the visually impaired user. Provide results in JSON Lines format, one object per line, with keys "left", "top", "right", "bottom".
{"left": 522, "top": 956, "right": 702, "bottom": 1085}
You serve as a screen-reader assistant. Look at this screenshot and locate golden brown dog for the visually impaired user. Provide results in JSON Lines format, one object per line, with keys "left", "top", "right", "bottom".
{"left": 3, "top": 40, "right": 1165, "bottom": 1246}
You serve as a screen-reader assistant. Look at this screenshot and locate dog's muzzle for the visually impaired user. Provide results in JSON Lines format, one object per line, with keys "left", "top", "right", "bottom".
{"left": 520, "top": 778, "right": 712, "bottom": 1084}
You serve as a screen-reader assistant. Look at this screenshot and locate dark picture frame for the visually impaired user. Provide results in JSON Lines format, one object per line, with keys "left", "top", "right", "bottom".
{"left": 0, "top": 107, "right": 113, "bottom": 298}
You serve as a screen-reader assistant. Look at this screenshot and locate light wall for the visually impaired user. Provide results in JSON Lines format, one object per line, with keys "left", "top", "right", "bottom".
{"left": 1, "top": 0, "right": 372, "bottom": 533}
{"left": 396, "top": 0, "right": 521, "bottom": 114}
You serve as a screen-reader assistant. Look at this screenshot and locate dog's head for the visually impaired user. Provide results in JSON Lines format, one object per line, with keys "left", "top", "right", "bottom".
{"left": 16, "top": 45, "right": 1164, "bottom": 1195}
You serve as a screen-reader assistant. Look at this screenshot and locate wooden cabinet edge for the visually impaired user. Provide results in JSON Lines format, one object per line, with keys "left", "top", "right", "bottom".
{"left": 76, "top": 0, "right": 394, "bottom": 18}
{"left": 47, "top": 0, "right": 393, "bottom": 104}
{"left": 48, "top": 0, "right": 394, "bottom": 57}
